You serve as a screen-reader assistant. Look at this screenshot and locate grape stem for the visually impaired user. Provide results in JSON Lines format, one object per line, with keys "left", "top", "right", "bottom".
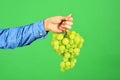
{"left": 64, "top": 30, "right": 69, "bottom": 37}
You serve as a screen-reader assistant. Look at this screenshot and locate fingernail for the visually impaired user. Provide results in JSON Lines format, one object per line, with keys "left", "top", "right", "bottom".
{"left": 68, "top": 14, "right": 72, "bottom": 17}
{"left": 62, "top": 21, "right": 66, "bottom": 25}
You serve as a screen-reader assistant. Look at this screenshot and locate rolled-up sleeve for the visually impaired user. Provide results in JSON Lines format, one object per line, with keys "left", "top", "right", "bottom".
{"left": 0, "top": 20, "right": 48, "bottom": 49}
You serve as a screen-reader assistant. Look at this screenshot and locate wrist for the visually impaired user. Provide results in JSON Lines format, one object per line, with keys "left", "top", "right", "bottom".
{"left": 44, "top": 19, "right": 49, "bottom": 31}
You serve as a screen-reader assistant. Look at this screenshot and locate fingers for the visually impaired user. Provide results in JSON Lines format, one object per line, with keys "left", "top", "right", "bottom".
{"left": 62, "top": 21, "right": 73, "bottom": 26}
{"left": 61, "top": 24, "right": 71, "bottom": 30}
{"left": 60, "top": 20, "right": 73, "bottom": 29}
{"left": 58, "top": 26, "right": 66, "bottom": 31}
{"left": 58, "top": 24, "right": 71, "bottom": 32}
{"left": 61, "top": 14, "right": 73, "bottom": 29}
{"left": 68, "top": 17, "right": 73, "bottom": 21}
{"left": 66, "top": 14, "right": 73, "bottom": 21}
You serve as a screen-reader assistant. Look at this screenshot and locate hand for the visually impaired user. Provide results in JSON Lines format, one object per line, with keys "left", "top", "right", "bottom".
{"left": 44, "top": 14, "right": 73, "bottom": 33}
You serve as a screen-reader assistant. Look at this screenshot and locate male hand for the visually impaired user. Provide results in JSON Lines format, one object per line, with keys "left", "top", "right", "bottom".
{"left": 44, "top": 14, "right": 73, "bottom": 33}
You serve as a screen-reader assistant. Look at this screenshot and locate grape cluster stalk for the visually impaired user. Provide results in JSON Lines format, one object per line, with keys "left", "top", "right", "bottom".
{"left": 51, "top": 31, "right": 84, "bottom": 72}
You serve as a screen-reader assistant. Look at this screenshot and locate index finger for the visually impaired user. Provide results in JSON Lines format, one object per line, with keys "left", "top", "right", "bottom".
{"left": 68, "top": 17, "right": 73, "bottom": 21}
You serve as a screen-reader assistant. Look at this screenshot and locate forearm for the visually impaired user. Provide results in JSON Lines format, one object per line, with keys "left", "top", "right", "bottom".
{"left": 0, "top": 20, "right": 48, "bottom": 49}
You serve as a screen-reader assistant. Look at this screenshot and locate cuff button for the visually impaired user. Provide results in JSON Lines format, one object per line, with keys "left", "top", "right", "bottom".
{"left": 40, "top": 33, "right": 42, "bottom": 36}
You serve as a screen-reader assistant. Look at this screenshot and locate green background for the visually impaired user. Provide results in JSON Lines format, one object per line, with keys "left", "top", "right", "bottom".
{"left": 0, "top": 0, "right": 120, "bottom": 80}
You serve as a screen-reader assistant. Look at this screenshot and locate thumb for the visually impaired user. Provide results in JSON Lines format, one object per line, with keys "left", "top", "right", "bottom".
{"left": 61, "top": 14, "right": 72, "bottom": 21}
{"left": 61, "top": 16, "right": 68, "bottom": 21}
{"left": 67, "top": 14, "right": 72, "bottom": 18}
{"left": 64, "top": 14, "right": 72, "bottom": 20}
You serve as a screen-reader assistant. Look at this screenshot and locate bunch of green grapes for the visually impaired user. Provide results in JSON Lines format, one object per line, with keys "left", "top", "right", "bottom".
{"left": 51, "top": 31, "right": 84, "bottom": 72}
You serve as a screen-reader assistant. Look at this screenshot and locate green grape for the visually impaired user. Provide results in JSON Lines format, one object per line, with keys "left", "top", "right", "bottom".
{"left": 64, "top": 52, "right": 71, "bottom": 59}
{"left": 70, "top": 54, "right": 74, "bottom": 58}
{"left": 69, "top": 48, "right": 74, "bottom": 53}
{"left": 60, "top": 61, "right": 65, "bottom": 68}
{"left": 56, "top": 49, "right": 60, "bottom": 54}
{"left": 71, "top": 44, "right": 77, "bottom": 49}
{"left": 57, "top": 50, "right": 64, "bottom": 56}
{"left": 61, "top": 67, "right": 65, "bottom": 72}
{"left": 66, "top": 61, "right": 71, "bottom": 66}
{"left": 63, "top": 58, "right": 69, "bottom": 62}
{"left": 62, "top": 38, "right": 69, "bottom": 45}
{"left": 65, "top": 61, "right": 71, "bottom": 69}
{"left": 75, "top": 52, "right": 79, "bottom": 56}
{"left": 53, "top": 33, "right": 57, "bottom": 39}
{"left": 58, "top": 50, "right": 65, "bottom": 55}
{"left": 69, "top": 31, "right": 76, "bottom": 39}
{"left": 53, "top": 40, "right": 59, "bottom": 46}
{"left": 76, "top": 33, "right": 80, "bottom": 38}
{"left": 71, "top": 31, "right": 76, "bottom": 35}
{"left": 66, "top": 31, "right": 70, "bottom": 37}
{"left": 80, "top": 37, "right": 84, "bottom": 43}
{"left": 70, "top": 62, "right": 75, "bottom": 68}
{"left": 59, "top": 45, "right": 65, "bottom": 51}
{"left": 50, "top": 40, "right": 54, "bottom": 46}
{"left": 73, "top": 51, "right": 80, "bottom": 56}
{"left": 69, "top": 39, "right": 74, "bottom": 45}
{"left": 73, "top": 48, "right": 80, "bottom": 56}
{"left": 51, "top": 30, "right": 84, "bottom": 72}
{"left": 77, "top": 42, "right": 83, "bottom": 48}
{"left": 57, "top": 34, "right": 64, "bottom": 40}
{"left": 53, "top": 44, "right": 59, "bottom": 51}
{"left": 70, "top": 58, "right": 77, "bottom": 63}
{"left": 74, "top": 37, "right": 80, "bottom": 44}
{"left": 64, "top": 49, "right": 68, "bottom": 53}
{"left": 69, "top": 34, "right": 75, "bottom": 39}
{"left": 73, "top": 48, "right": 80, "bottom": 53}
{"left": 66, "top": 44, "right": 71, "bottom": 49}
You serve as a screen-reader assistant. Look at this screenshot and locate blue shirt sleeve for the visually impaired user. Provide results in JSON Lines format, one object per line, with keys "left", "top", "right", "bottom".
{"left": 0, "top": 20, "right": 48, "bottom": 49}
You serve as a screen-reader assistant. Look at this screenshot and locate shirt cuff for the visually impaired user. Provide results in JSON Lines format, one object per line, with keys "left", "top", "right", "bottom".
{"left": 32, "top": 20, "right": 48, "bottom": 39}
